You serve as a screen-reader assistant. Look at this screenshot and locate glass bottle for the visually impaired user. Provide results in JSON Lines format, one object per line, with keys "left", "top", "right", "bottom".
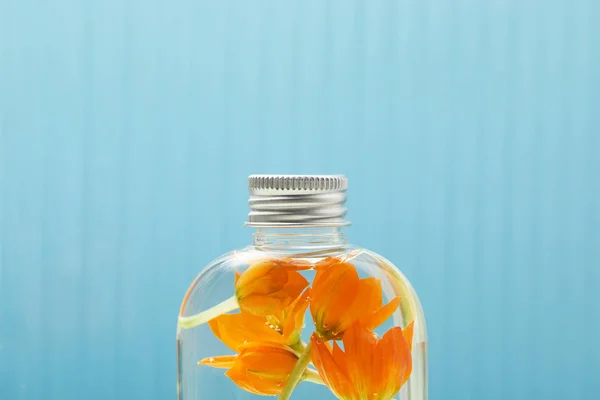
{"left": 177, "top": 175, "right": 427, "bottom": 400}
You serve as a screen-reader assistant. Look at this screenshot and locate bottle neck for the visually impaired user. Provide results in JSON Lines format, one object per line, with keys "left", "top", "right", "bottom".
{"left": 252, "top": 227, "right": 348, "bottom": 252}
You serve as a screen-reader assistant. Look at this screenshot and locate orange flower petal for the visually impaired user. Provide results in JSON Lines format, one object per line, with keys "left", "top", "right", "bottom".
{"left": 311, "top": 322, "right": 414, "bottom": 400}
{"left": 208, "top": 311, "right": 285, "bottom": 351}
{"left": 373, "top": 326, "right": 413, "bottom": 399}
{"left": 198, "top": 355, "right": 236, "bottom": 369}
{"left": 208, "top": 342, "right": 299, "bottom": 396}
{"left": 342, "top": 277, "right": 382, "bottom": 332}
{"left": 243, "top": 371, "right": 283, "bottom": 396}
{"left": 310, "top": 263, "right": 337, "bottom": 305}
{"left": 235, "top": 261, "right": 309, "bottom": 316}
{"left": 237, "top": 293, "right": 286, "bottom": 315}
{"left": 282, "top": 288, "right": 310, "bottom": 345}
{"left": 403, "top": 321, "right": 415, "bottom": 351}
{"left": 311, "top": 261, "right": 360, "bottom": 339}
{"left": 342, "top": 322, "right": 378, "bottom": 398}
{"left": 362, "top": 296, "right": 401, "bottom": 331}
{"left": 311, "top": 258, "right": 400, "bottom": 340}
{"left": 310, "top": 334, "right": 355, "bottom": 399}
{"left": 354, "top": 277, "right": 383, "bottom": 315}
{"left": 331, "top": 341, "right": 349, "bottom": 378}
{"left": 282, "top": 269, "right": 311, "bottom": 304}
{"left": 226, "top": 364, "right": 285, "bottom": 396}
{"left": 236, "top": 263, "right": 288, "bottom": 297}
{"left": 225, "top": 367, "right": 260, "bottom": 394}
{"left": 237, "top": 342, "right": 299, "bottom": 374}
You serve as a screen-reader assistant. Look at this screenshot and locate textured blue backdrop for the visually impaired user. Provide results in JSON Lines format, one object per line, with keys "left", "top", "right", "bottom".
{"left": 1, "top": 1, "right": 599, "bottom": 399}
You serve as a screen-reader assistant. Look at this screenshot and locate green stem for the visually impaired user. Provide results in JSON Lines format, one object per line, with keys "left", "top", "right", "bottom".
{"left": 178, "top": 295, "right": 239, "bottom": 329}
{"left": 289, "top": 341, "right": 306, "bottom": 355}
{"left": 279, "top": 340, "right": 313, "bottom": 400}
{"left": 304, "top": 368, "right": 325, "bottom": 386}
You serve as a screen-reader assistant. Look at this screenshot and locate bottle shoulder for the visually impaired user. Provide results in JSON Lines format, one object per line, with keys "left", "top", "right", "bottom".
{"left": 184, "top": 244, "right": 426, "bottom": 341}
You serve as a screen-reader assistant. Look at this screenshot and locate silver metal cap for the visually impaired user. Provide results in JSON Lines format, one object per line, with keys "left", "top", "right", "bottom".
{"left": 246, "top": 174, "right": 350, "bottom": 227}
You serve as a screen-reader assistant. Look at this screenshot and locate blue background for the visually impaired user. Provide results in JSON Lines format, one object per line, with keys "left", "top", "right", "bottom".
{"left": 1, "top": 1, "right": 599, "bottom": 399}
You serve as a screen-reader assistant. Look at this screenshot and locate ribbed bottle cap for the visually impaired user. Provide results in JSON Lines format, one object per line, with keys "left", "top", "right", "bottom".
{"left": 246, "top": 174, "right": 350, "bottom": 227}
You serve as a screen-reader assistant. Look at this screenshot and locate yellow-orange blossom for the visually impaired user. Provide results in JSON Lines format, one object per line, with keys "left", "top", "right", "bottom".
{"left": 310, "top": 257, "right": 401, "bottom": 340}
{"left": 235, "top": 259, "right": 310, "bottom": 316}
{"left": 311, "top": 321, "right": 414, "bottom": 400}
{"left": 208, "top": 288, "right": 311, "bottom": 351}
{"left": 199, "top": 342, "right": 301, "bottom": 396}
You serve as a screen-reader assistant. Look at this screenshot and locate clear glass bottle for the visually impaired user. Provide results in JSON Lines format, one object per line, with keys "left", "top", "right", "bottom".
{"left": 177, "top": 175, "right": 427, "bottom": 400}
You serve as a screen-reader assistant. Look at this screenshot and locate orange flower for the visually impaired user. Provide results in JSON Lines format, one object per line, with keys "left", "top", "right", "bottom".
{"left": 272, "top": 286, "right": 312, "bottom": 347}
{"left": 235, "top": 258, "right": 311, "bottom": 316}
{"left": 311, "top": 321, "right": 414, "bottom": 400}
{"left": 208, "top": 289, "right": 311, "bottom": 351}
{"left": 310, "top": 257, "right": 401, "bottom": 340}
{"left": 199, "top": 342, "right": 301, "bottom": 396}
